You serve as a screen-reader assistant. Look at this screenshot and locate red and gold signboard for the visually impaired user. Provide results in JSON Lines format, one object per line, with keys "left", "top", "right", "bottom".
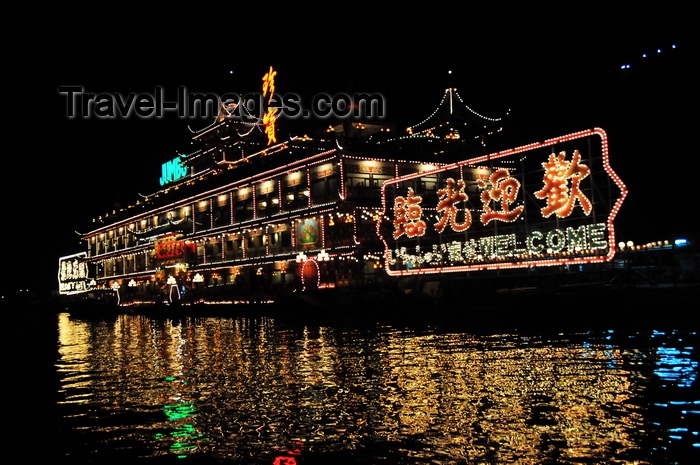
{"left": 157, "top": 240, "right": 187, "bottom": 261}
{"left": 377, "top": 128, "right": 628, "bottom": 276}
{"left": 313, "top": 164, "right": 337, "bottom": 179}
{"left": 358, "top": 165, "right": 387, "bottom": 174}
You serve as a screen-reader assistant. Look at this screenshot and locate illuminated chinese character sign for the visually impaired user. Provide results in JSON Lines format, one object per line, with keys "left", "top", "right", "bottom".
{"left": 377, "top": 128, "right": 628, "bottom": 276}
{"left": 58, "top": 252, "right": 90, "bottom": 294}
{"left": 261, "top": 66, "right": 278, "bottom": 145}
{"left": 160, "top": 156, "right": 188, "bottom": 186}
{"left": 157, "top": 240, "right": 187, "bottom": 260}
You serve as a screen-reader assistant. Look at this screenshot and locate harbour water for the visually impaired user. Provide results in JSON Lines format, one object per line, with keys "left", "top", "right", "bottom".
{"left": 4, "top": 304, "right": 700, "bottom": 464}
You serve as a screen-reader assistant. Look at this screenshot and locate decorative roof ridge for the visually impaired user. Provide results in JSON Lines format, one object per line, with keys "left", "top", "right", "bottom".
{"left": 406, "top": 86, "right": 506, "bottom": 136}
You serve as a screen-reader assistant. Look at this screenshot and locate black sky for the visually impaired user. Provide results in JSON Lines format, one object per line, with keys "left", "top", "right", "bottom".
{"left": 5, "top": 4, "right": 697, "bottom": 297}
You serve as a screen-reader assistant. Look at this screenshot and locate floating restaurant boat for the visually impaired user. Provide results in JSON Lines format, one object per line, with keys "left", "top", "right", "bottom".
{"left": 58, "top": 67, "right": 640, "bottom": 314}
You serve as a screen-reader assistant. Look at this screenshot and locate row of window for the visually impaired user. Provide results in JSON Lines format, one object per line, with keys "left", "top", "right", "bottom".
{"left": 93, "top": 215, "right": 378, "bottom": 279}
{"left": 87, "top": 159, "right": 445, "bottom": 258}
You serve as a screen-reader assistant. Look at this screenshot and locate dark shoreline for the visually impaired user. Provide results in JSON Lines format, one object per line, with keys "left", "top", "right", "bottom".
{"left": 10, "top": 282, "right": 697, "bottom": 335}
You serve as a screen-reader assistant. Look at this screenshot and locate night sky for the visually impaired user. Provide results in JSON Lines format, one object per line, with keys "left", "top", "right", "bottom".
{"left": 5, "top": 4, "right": 697, "bottom": 298}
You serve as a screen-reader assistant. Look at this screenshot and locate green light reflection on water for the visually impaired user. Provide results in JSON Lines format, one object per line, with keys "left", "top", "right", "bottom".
{"left": 156, "top": 387, "right": 208, "bottom": 457}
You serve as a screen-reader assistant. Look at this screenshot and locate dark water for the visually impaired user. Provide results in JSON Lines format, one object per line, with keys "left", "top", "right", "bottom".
{"left": 5, "top": 308, "right": 700, "bottom": 464}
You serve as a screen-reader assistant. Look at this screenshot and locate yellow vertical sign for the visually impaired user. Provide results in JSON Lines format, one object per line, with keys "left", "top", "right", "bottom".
{"left": 262, "top": 66, "right": 278, "bottom": 145}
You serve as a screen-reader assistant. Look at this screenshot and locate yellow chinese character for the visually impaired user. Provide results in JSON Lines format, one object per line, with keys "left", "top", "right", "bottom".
{"left": 535, "top": 150, "right": 592, "bottom": 218}
{"left": 393, "top": 188, "right": 426, "bottom": 238}
{"left": 478, "top": 169, "right": 524, "bottom": 225}
{"left": 435, "top": 178, "right": 472, "bottom": 233}
{"left": 262, "top": 66, "right": 277, "bottom": 100}
{"left": 263, "top": 107, "right": 278, "bottom": 144}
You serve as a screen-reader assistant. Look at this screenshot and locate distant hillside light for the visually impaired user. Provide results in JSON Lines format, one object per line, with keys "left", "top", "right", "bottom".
{"left": 625, "top": 42, "right": 677, "bottom": 70}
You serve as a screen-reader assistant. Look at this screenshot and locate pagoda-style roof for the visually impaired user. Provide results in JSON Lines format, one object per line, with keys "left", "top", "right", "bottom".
{"left": 405, "top": 86, "right": 509, "bottom": 142}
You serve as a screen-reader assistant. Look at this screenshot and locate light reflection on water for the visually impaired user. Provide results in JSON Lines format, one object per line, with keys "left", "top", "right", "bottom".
{"left": 54, "top": 313, "right": 700, "bottom": 463}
